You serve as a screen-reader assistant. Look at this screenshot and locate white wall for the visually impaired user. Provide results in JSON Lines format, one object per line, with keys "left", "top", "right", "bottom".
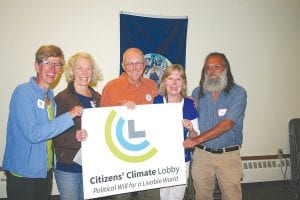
{"left": 1, "top": 0, "right": 299, "bottom": 171}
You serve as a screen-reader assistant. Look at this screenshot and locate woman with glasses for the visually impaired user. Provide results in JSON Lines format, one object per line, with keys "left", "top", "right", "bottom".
{"left": 2, "top": 45, "right": 83, "bottom": 200}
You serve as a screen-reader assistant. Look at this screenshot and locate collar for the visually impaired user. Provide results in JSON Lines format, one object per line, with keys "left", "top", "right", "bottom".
{"left": 163, "top": 95, "right": 184, "bottom": 107}
{"left": 67, "top": 81, "right": 100, "bottom": 105}
{"left": 120, "top": 72, "right": 145, "bottom": 87}
{"left": 29, "top": 76, "right": 51, "bottom": 98}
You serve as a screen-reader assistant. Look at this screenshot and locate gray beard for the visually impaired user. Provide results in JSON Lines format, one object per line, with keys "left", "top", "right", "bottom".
{"left": 203, "top": 72, "right": 227, "bottom": 92}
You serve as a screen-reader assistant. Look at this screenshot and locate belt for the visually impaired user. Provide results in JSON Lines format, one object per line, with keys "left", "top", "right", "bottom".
{"left": 196, "top": 145, "right": 240, "bottom": 154}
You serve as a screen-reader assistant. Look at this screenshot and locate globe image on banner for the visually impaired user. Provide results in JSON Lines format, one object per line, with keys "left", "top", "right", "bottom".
{"left": 144, "top": 53, "right": 172, "bottom": 87}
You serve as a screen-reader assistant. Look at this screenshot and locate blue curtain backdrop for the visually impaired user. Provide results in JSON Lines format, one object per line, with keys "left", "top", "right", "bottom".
{"left": 120, "top": 12, "right": 188, "bottom": 86}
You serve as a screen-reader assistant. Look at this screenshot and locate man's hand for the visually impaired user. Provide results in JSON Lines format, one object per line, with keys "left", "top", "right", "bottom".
{"left": 183, "top": 138, "right": 198, "bottom": 148}
{"left": 122, "top": 100, "right": 136, "bottom": 109}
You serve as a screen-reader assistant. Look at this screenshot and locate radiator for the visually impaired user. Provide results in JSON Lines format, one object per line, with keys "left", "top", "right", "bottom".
{"left": 242, "top": 158, "right": 291, "bottom": 183}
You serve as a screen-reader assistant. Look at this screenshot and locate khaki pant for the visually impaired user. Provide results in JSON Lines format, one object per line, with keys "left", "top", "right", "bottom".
{"left": 191, "top": 148, "right": 243, "bottom": 200}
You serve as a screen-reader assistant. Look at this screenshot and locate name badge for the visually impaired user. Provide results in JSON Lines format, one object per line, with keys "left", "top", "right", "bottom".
{"left": 90, "top": 100, "right": 96, "bottom": 108}
{"left": 37, "top": 99, "right": 45, "bottom": 109}
{"left": 218, "top": 108, "right": 227, "bottom": 117}
{"left": 146, "top": 93, "right": 152, "bottom": 102}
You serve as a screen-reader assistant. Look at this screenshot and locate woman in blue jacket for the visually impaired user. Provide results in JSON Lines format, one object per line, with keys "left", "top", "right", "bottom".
{"left": 153, "top": 64, "right": 200, "bottom": 200}
{"left": 2, "top": 45, "right": 83, "bottom": 200}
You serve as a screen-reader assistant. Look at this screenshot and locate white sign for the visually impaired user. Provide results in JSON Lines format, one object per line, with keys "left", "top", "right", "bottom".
{"left": 81, "top": 103, "right": 186, "bottom": 199}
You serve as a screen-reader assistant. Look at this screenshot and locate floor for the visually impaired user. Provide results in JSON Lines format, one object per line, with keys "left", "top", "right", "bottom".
{"left": 1, "top": 181, "right": 300, "bottom": 200}
{"left": 241, "top": 181, "right": 300, "bottom": 200}
{"left": 54, "top": 181, "right": 299, "bottom": 200}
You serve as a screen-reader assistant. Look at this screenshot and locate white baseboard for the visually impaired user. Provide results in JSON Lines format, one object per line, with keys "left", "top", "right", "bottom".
{"left": 0, "top": 171, "right": 6, "bottom": 198}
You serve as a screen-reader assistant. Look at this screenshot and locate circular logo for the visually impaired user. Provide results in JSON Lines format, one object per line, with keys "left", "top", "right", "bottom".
{"left": 105, "top": 110, "right": 158, "bottom": 163}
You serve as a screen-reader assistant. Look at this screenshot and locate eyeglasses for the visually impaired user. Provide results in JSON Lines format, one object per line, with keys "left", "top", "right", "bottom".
{"left": 125, "top": 61, "right": 144, "bottom": 70}
{"left": 42, "top": 61, "right": 62, "bottom": 69}
{"left": 205, "top": 64, "right": 224, "bottom": 71}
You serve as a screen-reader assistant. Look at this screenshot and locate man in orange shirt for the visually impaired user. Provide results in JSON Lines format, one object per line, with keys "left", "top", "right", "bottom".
{"left": 101, "top": 47, "right": 158, "bottom": 108}
{"left": 101, "top": 47, "right": 159, "bottom": 200}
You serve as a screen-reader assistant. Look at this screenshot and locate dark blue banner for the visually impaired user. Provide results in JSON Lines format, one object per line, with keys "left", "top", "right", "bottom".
{"left": 120, "top": 12, "right": 188, "bottom": 86}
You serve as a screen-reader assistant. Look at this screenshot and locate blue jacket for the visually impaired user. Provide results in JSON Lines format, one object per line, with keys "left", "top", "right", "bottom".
{"left": 153, "top": 95, "right": 198, "bottom": 162}
{"left": 2, "top": 77, "right": 74, "bottom": 178}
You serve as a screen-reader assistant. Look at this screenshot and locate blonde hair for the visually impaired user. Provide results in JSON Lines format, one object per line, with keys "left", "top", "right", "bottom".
{"left": 64, "top": 52, "right": 103, "bottom": 86}
{"left": 159, "top": 64, "right": 187, "bottom": 97}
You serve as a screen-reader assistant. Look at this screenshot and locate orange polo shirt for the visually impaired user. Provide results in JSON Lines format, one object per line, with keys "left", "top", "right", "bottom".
{"left": 101, "top": 72, "right": 158, "bottom": 106}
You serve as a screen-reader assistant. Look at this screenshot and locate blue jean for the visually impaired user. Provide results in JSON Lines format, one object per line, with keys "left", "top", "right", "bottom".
{"left": 54, "top": 169, "right": 83, "bottom": 200}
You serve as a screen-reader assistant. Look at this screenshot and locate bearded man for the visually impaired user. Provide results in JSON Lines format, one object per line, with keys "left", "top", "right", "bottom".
{"left": 183, "top": 52, "right": 247, "bottom": 200}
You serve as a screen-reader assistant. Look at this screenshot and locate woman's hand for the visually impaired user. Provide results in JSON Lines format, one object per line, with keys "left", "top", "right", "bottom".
{"left": 76, "top": 129, "right": 88, "bottom": 142}
{"left": 69, "top": 106, "right": 84, "bottom": 118}
{"left": 182, "top": 119, "right": 198, "bottom": 138}
{"left": 182, "top": 119, "right": 193, "bottom": 132}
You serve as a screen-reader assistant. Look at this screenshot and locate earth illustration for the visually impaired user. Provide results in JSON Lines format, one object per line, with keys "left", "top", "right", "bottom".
{"left": 144, "top": 53, "right": 172, "bottom": 86}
